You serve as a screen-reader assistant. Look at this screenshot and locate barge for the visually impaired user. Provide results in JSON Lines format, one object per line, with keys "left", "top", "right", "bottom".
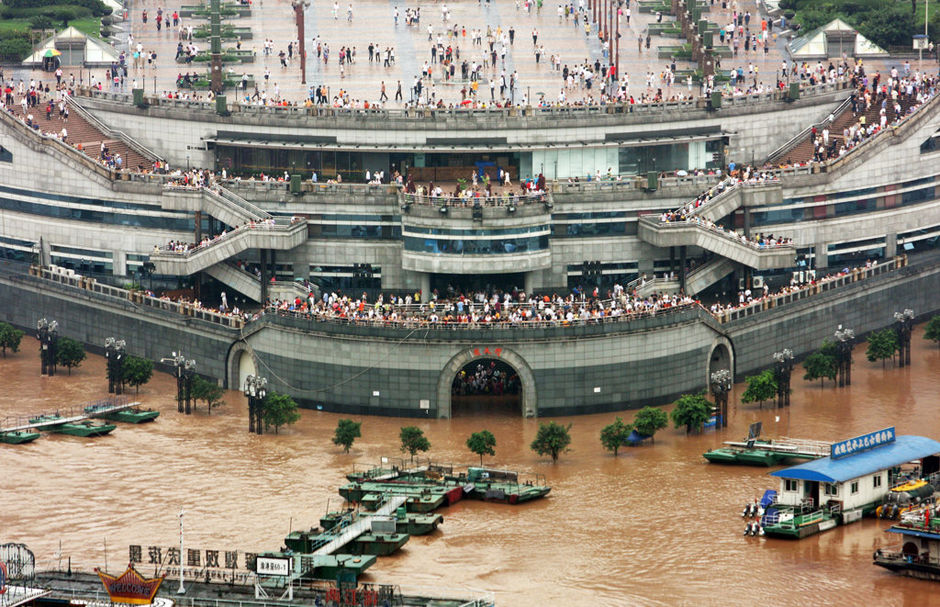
{"left": 874, "top": 504, "right": 940, "bottom": 581}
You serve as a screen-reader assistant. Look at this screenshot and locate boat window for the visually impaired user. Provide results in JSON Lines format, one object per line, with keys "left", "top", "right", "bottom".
{"left": 873, "top": 475, "right": 882, "bottom": 488}
{"left": 785, "top": 479, "right": 798, "bottom": 492}
{"left": 824, "top": 483, "right": 839, "bottom": 496}
{"left": 850, "top": 481, "right": 859, "bottom": 494}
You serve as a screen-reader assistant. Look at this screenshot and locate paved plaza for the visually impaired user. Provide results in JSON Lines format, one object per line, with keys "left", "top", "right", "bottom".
{"left": 9, "top": 0, "right": 824, "bottom": 105}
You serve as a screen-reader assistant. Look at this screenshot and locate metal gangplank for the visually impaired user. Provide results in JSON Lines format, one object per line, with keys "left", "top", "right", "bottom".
{"left": 0, "top": 398, "right": 141, "bottom": 433}
{"left": 311, "top": 494, "right": 408, "bottom": 557}
{"left": 724, "top": 437, "right": 832, "bottom": 459}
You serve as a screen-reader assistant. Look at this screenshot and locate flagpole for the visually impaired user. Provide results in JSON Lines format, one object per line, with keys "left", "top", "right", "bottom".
{"left": 177, "top": 509, "right": 186, "bottom": 594}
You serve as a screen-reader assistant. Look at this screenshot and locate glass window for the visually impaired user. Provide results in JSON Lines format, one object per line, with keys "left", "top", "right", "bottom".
{"left": 785, "top": 479, "right": 799, "bottom": 492}
{"left": 873, "top": 475, "right": 882, "bottom": 488}
{"left": 850, "top": 481, "right": 859, "bottom": 495}
{"left": 404, "top": 235, "right": 549, "bottom": 255}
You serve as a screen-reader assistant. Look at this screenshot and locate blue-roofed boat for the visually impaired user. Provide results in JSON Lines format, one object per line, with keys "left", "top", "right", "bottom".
{"left": 758, "top": 429, "right": 940, "bottom": 539}
{"left": 874, "top": 504, "right": 940, "bottom": 581}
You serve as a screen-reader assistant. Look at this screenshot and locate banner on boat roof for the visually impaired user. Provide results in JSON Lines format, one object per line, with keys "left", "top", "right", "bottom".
{"left": 96, "top": 565, "right": 165, "bottom": 604}
{"left": 831, "top": 427, "right": 895, "bottom": 459}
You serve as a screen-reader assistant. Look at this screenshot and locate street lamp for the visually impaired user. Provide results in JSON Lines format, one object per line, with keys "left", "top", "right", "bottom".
{"left": 710, "top": 368, "right": 732, "bottom": 428}
{"left": 183, "top": 359, "right": 197, "bottom": 414}
{"left": 834, "top": 327, "right": 855, "bottom": 387}
{"left": 162, "top": 352, "right": 195, "bottom": 413}
{"left": 772, "top": 348, "right": 794, "bottom": 408}
{"left": 292, "top": 0, "right": 311, "bottom": 84}
{"left": 37, "top": 318, "right": 58, "bottom": 376}
{"left": 105, "top": 337, "right": 127, "bottom": 394}
{"left": 894, "top": 309, "right": 915, "bottom": 367}
{"left": 243, "top": 374, "right": 268, "bottom": 435}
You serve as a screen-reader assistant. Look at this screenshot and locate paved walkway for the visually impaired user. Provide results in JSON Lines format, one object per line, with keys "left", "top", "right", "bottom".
{"left": 8, "top": 0, "right": 901, "bottom": 106}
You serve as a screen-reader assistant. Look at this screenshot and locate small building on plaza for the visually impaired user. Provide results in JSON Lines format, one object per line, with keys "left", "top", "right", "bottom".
{"left": 788, "top": 18, "right": 889, "bottom": 61}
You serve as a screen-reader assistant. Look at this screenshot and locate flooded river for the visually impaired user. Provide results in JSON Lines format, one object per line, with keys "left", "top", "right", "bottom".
{"left": 2, "top": 326, "right": 939, "bottom": 606}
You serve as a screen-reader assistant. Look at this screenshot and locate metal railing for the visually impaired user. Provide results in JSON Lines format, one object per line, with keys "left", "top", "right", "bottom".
{"left": 35, "top": 265, "right": 245, "bottom": 329}
{"left": 152, "top": 218, "right": 302, "bottom": 257}
{"left": 765, "top": 95, "right": 853, "bottom": 165}
{"left": 717, "top": 256, "right": 905, "bottom": 323}
{"left": 65, "top": 96, "right": 165, "bottom": 164}
{"left": 403, "top": 191, "right": 547, "bottom": 207}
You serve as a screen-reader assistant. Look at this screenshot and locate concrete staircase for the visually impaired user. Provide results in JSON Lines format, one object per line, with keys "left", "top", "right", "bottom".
{"left": 161, "top": 185, "right": 271, "bottom": 227}
{"left": 150, "top": 219, "right": 308, "bottom": 275}
{"left": 685, "top": 257, "right": 737, "bottom": 294}
{"left": 9, "top": 100, "right": 151, "bottom": 170}
{"left": 205, "top": 262, "right": 262, "bottom": 302}
{"left": 637, "top": 216, "right": 794, "bottom": 271}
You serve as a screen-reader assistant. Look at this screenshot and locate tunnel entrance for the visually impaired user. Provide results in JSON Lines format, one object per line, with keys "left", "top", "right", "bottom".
{"left": 450, "top": 358, "right": 523, "bottom": 417}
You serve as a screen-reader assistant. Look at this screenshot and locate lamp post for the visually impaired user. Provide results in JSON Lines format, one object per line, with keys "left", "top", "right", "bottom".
{"left": 834, "top": 327, "right": 855, "bottom": 387}
{"left": 104, "top": 337, "right": 127, "bottom": 394}
{"left": 37, "top": 318, "right": 58, "bottom": 376}
{"left": 177, "top": 508, "right": 186, "bottom": 594}
{"left": 162, "top": 352, "right": 191, "bottom": 413}
{"left": 243, "top": 374, "right": 268, "bottom": 434}
{"left": 894, "top": 309, "right": 915, "bottom": 367}
{"left": 183, "top": 359, "right": 196, "bottom": 414}
{"left": 772, "top": 348, "right": 794, "bottom": 408}
{"left": 710, "top": 368, "right": 732, "bottom": 428}
{"left": 293, "top": 0, "right": 311, "bottom": 84}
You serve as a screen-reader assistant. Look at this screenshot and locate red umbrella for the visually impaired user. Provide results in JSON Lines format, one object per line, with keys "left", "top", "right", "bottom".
{"left": 460, "top": 99, "right": 473, "bottom": 105}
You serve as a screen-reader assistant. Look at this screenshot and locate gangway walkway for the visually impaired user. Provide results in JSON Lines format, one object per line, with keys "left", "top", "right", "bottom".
{"left": 310, "top": 495, "right": 408, "bottom": 557}
{"left": 0, "top": 397, "right": 141, "bottom": 433}
{"left": 724, "top": 437, "right": 832, "bottom": 460}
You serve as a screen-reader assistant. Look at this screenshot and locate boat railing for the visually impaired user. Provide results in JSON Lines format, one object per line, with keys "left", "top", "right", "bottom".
{"left": 874, "top": 549, "right": 939, "bottom": 566}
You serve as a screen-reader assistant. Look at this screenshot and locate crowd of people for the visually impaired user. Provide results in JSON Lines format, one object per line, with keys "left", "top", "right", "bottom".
{"left": 452, "top": 360, "right": 521, "bottom": 396}
{"left": 264, "top": 284, "right": 698, "bottom": 326}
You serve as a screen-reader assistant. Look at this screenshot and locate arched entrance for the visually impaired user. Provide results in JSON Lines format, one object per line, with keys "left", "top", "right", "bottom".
{"left": 706, "top": 337, "right": 735, "bottom": 386}
{"left": 437, "top": 348, "right": 537, "bottom": 419}
{"left": 227, "top": 341, "right": 258, "bottom": 390}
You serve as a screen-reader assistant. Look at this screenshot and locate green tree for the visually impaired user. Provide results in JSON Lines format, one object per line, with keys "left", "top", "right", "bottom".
{"left": 924, "top": 315, "right": 940, "bottom": 348}
{"left": 122, "top": 356, "right": 154, "bottom": 394}
{"left": 867, "top": 328, "right": 899, "bottom": 368}
{"left": 333, "top": 419, "right": 362, "bottom": 453}
{"left": 802, "top": 351, "right": 837, "bottom": 386}
{"left": 191, "top": 375, "right": 225, "bottom": 413}
{"left": 55, "top": 337, "right": 85, "bottom": 374}
{"left": 671, "top": 393, "right": 713, "bottom": 434}
{"left": 399, "top": 426, "right": 431, "bottom": 462}
{"left": 262, "top": 392, "right": 300, "bottom": 433}
{"left": 633, "top": 406, "right": 669, "bottom": 441}
{"left": 740, "top": 369, "right": 778, "bottom": 408}
{"left": 466, "top": 429, "right": 497, "bottom": 465}
{"left": 29, "top": 14, "right": 54, "bottom": 32}
{"left": 0, "top": 322, "right": 25, "bottom": 357}
{"left": 600, "top": 417, "right": 632, "bottom": 456}
{"left": 530, "top": 421, "right": 572, "bottom": 463}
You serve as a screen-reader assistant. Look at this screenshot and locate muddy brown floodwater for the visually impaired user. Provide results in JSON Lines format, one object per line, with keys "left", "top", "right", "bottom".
{"left": 1, "top": 326, "right": 939, "bottom": 606}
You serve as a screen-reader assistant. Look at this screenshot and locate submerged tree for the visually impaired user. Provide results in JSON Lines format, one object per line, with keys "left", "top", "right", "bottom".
{"left": 600, "top": 417, "right": 632, "bottom": 456}
{"left": 0, "top": 322, "right": 25, "bottom": 358}
{"left": 670, "top": 393, "right": 713, "bottom": 434}
{"left": 262, "top": 393, "right": 300, "bottom": 433}
{"left": 400, "top": 426, "right": 431, "bottom": 462}
{"left": 122, "top": 355, "right": 154, "bottom": 393}
{"left": 466, "top": 429, "right": 497, "bottom": 465}
{"left": 867, "top": 328, "right": 899, "bottom": 369}
{"left": 632, "top": 406, "right": 669, "bottom": 442}
{"left": 531, "top": 421, "right": 572, "bottom": 463}
{"left": 740, "top": 369, "right": 778, "bottom": 408}
{"left": 923, "top": 315, "right": 940, "bottom": 349}
{"left": 55, "top": 337, "right": 85, "bottom": 375}
{"left": 333, "top": 419, "right": 362, "bottom": 453}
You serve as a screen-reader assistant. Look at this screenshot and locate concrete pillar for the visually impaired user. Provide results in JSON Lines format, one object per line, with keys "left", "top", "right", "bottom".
{"left": 814, "top": 242, "right": 828, "bottom": 270}
{"left": 742, "top": 207, "right": 751, "bottom": 238}
{"left": 39, "top": 238, "right": 51, "bottom": 267}
{"left": 195, "top": 210, "right": 203, "bottom": 243}
{"left": 418, "top": 272, "right": 431, "bottom": 303}
{"left": 113, "top": 250, "right": 127, "bottom": 277}
{"left": 259, "top": 250, "right": 269, "bottom": 303}
{"left": 679, "top": 246, "right": 687, "bottom": 292}
{"left": 885, "top": 232, "right": 897, "bottom": 259}
{"left": 669, "top": 246, "right": 676, "bottom": 275}
{"left": 524, "top": 270, "right": 538, "bottom": 294}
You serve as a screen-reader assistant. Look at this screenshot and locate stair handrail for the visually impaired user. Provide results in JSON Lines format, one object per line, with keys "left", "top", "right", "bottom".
{"left": 66, "top": 96, "right": 165, "bottom": 164}
{"left": 0, "top": 107, "right": 117, "bottom": 182}
{"left": 207, "top": 185, "right": 272, "bottom": 221}
{"left": 764, "top": 95, "right": 853, "bottom": 165}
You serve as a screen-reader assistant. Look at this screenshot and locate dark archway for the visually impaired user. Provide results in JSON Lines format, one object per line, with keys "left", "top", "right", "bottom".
{"left": 450, "top": 358, "right": 522, "bottom": 417}
{"left": 437, "top": 347, "right": 537, "bottom": 418}
{"left": 706, "top": 337, "right": 735, "bottom": 386}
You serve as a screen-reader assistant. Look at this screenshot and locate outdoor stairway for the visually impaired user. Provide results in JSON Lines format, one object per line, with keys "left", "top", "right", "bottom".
{"left": 205, "top": 261, "right": 261, "bottom": 302}
{"left": 8, "top": 102, "right": 151, "bottom": 171}
{"left": 161, "top": 186, "right": 271, "bottom": 228}
{"left": 685, "top": 257, "right": 737, "bottom": 294}
{"left": 310, "top": 495, "right": 409, "bottom": 557}
{"left": 637, "top": 216, "right": 794, "bottom": 271}
{"left": 149, "top": 218, "right": 308, "bottom": 275}
{"left": 770, "top": 92, "right": 920, "bottom": 166}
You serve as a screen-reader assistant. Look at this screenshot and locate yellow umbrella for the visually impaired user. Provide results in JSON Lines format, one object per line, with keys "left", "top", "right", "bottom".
{"left": 43, "top": 49, "right": 62, "bottom": 58}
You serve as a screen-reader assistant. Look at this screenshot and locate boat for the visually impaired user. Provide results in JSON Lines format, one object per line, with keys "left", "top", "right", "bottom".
{"left": 347, "top": 532, "right": 409, "bottom": 556}
{"left": 0, "top": 430, "right": 41, "bottom": 444}
{"left": 704, "top": 438, "right": 830, "bottom": 466}
{"left": 874, "top": 504, "right": 940, "bottom": 580}
{"left": 28, "top": 415, "right": 116, "bottom": 437}
{"left": 318, "top": 509, "right": 443, "bottom": 536}
{"left": 876, "top": 479, "right": 935, "bottom": 519}
{"left": 101, "top": 407, "right": 160, "bottom": 424}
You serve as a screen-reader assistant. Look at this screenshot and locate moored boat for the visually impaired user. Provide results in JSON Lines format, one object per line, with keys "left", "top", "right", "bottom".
{"left": 0, "top": 430, "right": 41, "bottom": 444}
{"left": 874, "top": 504, "right": 940, "bottom": 581}
{"left": 348, "top": 532, "right": 409, "bottom": 556}
{"left": 50, "top": 420, "right": 117, "bottom": 437}
{"left": 101, "top": 407, "right": 160, "bottom": 424}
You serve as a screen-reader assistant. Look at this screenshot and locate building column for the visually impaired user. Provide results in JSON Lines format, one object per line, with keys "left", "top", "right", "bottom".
{"left": 259, "top": 249, "right": 269, "bottom": 303}
{"left": 679, "top": 245, "right": 687, "bottom": 293}
{"left": 885, "top": 232, "right": 897, "bottom": 259}
{"left": 524, "top": 270, "right": 539, "bottom": 294}
{"left": 113, "top": 250, "right": 127, "bottom": 277}
{"left": 418, "top": 271, "right": 431, "bottom": 303}
{"left": 814, "top": 242, "right": 828, "bottom": 270}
